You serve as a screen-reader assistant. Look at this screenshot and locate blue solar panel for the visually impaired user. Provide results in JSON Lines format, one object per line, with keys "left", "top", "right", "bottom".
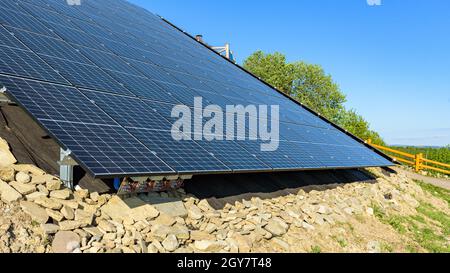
{"left": 41, "top": 120, "right": 174, "bottom": 176}
{"left": 0, "top": 25, "right": 27, "bottom": 50}
{"left": 75, "top": 46, "right": 142, "bottom": 75}
{"left": 80, "top": 90, "right": 173, "bottom": 131}
{"left": 0, "top": 45, "right": 68, "bottom": 83}
{"left": 0, "top": 0, "right": 393, "bottom": 178}
{"left": 127, "top": 128, "right": 231, "bottom": 174}
{"left": 0, "top": 6, "right": 59, "bottom": 38}
{"left": 39, "top": 55, "right": 133, "bottom": 95}
{"left": 11, "top": 28, "right": 93, "bottom": 64}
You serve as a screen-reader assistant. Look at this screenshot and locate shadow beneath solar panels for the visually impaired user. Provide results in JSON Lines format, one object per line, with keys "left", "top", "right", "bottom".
{"left": 0, "top": 103, "right": 110, "bottom": 193}
{"left": 185, "top": 169, "right": 378, "bottom": 210}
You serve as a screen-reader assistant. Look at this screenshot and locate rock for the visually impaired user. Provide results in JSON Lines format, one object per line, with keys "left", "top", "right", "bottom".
{"left": 52, "top": 231, "right": 80, "bottom": 253}
{"left": 53, "top": 199, "right": 79, "bottom": 210}
{"left": 301, "top": 221, "right": 315, "bottom": 231}
{"left": 98, "top": 220, "right": 116, "bottom": 233}
{"left": 46, "top": 209, "right": 65, "bottom": 222}
{"left": 190, "top": 230, "right": 215, "bottom": 241}
{"left": 83, "top": 227, "right": 104, "bottom": 238}
{"left": 37, "top": 184, "right": 49, "bottom": 194}
{"left": 171, "top": 224, "right": 190, "bottom": 240}
{"left": 46, "top": 179, "right": 61, "bottom": 191}
{"left": 162, "top": 234, "right": 179, "bottom": 252}
{"left": 50, "top": 189, "right": 71, "bottom": 200}
{"left": 231, "top": 234, "right": 253, "bottom": 253}
{"left": 204, "top": 223, "right": 217, "bottom": 234}
{"left": 34, "top": 197, "right": 63, "bottom": 210}
{"left": 103, "top": 233, "right": 116, "bottom": 241}
{"left": 15, "top": 172, "right": 31, "bottom": 184}
{"left": 187, "top": 204, "right": 203, "bottom": 220}
{"left": 75, "top": 210, "right": 94, "bottom": 226}
{"left": 150, "top": 223, "right": 189, "bottom": 241}
{"left": 13, "top": 164, "right": 45, "bottom": 176}
{"left": 194, "top": 240, "right": 227, "bottom": 252}
{"left": 367, "top": 241, "right": 381, "bottom": 253}
{"left": 42, "top": 224, "right": 60, "bottom": 234}
{"left": 26, "top": 191, "right": 47, "bottom": 201}
{"left": 150, "top": 224, "right": 172, "bottom": 240}
{"left": 317, "top": 205, "right": 332, "bottom": 215}
{"left": 198, "top": 199, "right": 214, "bottom": 212}
{"left": 31, "top": 174, "right": 56, "bottom": 185}
{"left": 264, "top": 218, "right": 288, "bottom": 237}
{"left": 20, "top": 201, "right": 49, "bottom": 224}
{"left": 101, "top": 196, "right": 159, "bottom": 222}
{"left": 154, "top": 213, "right": 177, "bottom": 226}
{"left": 271, "top": 238, "right": 290, "bottom": 251}
{"left": 366, "top": 207, "right": 374, "bottom": 216}
{"left": 0, "top": 167, "right": 15, "bottom": 182}
{"left": 343, "top": 207, "right": 354, "bottom": 215}
{"left": 0, "top": 138, "right": 17, "bottom": 168}
{"left": 61, "top": 206, "right": 75, "bottom": 220}
{"left": 142, "top": 195, "right": 188, "bottom": 218}
{"left": 59, "top": 220, "right": 83, "bottom": 231}
{"left": 0, "top": 181, "right": 22, "bottom": 203}
{"left": 9, "top": 181, "right": 36, "bottom": 195}
{"left": 90, "top": 192, "right": 100, "bottom": 202}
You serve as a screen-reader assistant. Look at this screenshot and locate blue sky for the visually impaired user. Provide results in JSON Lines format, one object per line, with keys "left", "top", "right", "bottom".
{"left": 128, "top": 0, "right": 450, "bottom": 147}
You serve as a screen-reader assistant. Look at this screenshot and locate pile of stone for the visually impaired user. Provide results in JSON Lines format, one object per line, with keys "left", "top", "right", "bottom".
{"left": 0, "top": 138, "right": 446, "bottom": 253}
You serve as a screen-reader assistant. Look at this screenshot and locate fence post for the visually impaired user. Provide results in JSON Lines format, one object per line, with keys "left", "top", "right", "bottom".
{"left": 415, "top": 153, "right": 423, "bottom": 172}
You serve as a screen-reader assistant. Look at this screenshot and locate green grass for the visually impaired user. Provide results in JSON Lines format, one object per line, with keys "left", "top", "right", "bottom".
{"left": 332, "top": 236, "right": 348, "bottom": 248}
{"left": 415, "top": 180, "right": 450, "bottom": 206}
{"left": 389, "top": 146, "right": 450, "bottom": 165}
{"left": 310, "top": 246, "right": 322, "bottom": 253}
{"left": 380, "top": 242, "right": 394, "bottom": 253}
{"left": 373, "top": 202, "right": 450, "bottom": 253}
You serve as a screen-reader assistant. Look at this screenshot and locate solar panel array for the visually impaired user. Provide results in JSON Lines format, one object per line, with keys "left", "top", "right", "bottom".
{"left": 0, "top": 0, "right": 392, "bottom": 178}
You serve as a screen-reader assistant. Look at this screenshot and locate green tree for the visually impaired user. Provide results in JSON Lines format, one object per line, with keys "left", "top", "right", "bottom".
{"left": 244, "top": 50, "right": 346, "bottom": 123}
{"left": 243, "top": 50, "right": 384, "bottom": 144}
{"left": 336, "top": 110, "right": 385, "bottom": 145}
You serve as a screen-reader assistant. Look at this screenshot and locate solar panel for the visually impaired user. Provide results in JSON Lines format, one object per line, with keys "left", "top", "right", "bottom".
{"left": 0, "top": 0, "right": 393, "bottom": 178}
{"left": 0, "top": 6, "right": 59, "bottom": 38}
{"left": 11, "top": 28, "right": 93, "bottom": 64}
{"left": 0, "top": 45, "right": 68, "bottom": 83}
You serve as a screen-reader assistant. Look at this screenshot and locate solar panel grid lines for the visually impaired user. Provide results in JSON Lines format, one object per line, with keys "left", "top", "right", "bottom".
{"left": 0, "top": 44, "right": 68, "bottom": 84}
{"left": 38, "top": 54, "right": 133, "bottom": 96}
{"left": 80, "top": 89, "right": 175, "bottom": 131}
{"left": 104, "top": 70, "right": 181, "bottom": 104}
{"left": 18, "top": 1, "right": 76, "bottom": 28}
{"left": 0, "top": 0, "right": 393, "bottom": 177}
{"left": 127, "top": 128, "right": 232, "bottom": 174}
{"left": 10, "top": 28, "right": 94, "bottom": 64}
{"left": 75, "top": 45, "right": 143, "bottom": 76}
{"left": 0, "top": 6, "right": 60, "bottom": 39}
{"left": 46, "top": 21, "right": 106, "bottom": 51}
{"left": 40, "top": 119, "right": 176, "bottom": 177}
{"left": 0, "top": 74, "right": 116, "bottom": 125}
{"left": 0, "top": 0, "right": 22, "bottom": 11}
{"left": 191, "top": 134, "right": 273, "bottom": 172}
{"left": 127, "top": 60, "right": 183, "bottom": 85}
{"left": 0, "top": 25, "right": 28, "bottom": 50}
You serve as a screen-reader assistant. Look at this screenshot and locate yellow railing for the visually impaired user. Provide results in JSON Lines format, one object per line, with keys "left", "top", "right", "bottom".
{"left": 366, "top": 139, "right": 450, "bottom": 175}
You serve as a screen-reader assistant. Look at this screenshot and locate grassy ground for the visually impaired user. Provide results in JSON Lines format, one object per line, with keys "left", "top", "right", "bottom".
{"left": 373, "top": 181, "right": 450, "bottom": 253}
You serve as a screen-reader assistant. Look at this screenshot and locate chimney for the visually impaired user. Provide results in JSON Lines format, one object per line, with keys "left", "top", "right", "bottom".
{"left": 195, "top": 35, "right": 204, "bottom": 43}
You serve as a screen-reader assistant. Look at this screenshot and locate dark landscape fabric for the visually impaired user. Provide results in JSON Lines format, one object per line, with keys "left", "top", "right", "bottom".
{"left": 0, "top": 0, "right": 392, "bottom": 178}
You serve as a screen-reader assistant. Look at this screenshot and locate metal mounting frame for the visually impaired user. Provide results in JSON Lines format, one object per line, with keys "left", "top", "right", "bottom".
{"left": 58, "top": 148, "right": 78, "bottom": 189}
